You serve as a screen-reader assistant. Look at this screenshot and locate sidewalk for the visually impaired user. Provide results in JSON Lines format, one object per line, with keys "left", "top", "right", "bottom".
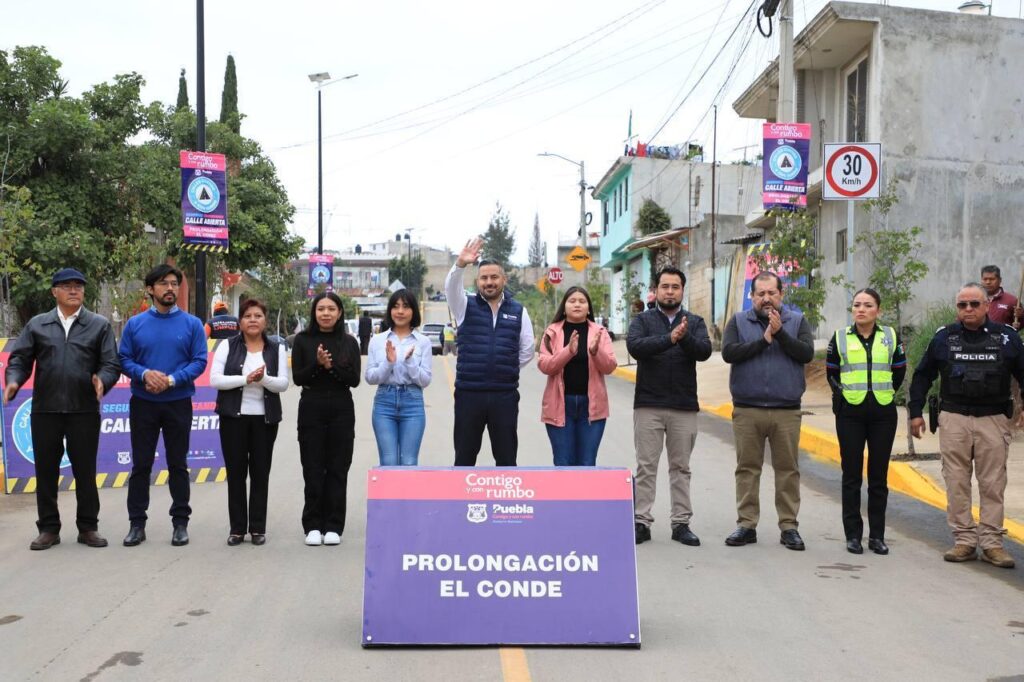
{"left": 609, "top": 338, "right": 1024, "bottom": 543}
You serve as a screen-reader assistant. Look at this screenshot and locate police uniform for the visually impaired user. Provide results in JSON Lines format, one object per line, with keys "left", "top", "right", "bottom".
{"left": 909, "top": 318, "right": 1024, "bottom": 553}
{"left": 826, "top": 325, "right": 906, "bottom": 545}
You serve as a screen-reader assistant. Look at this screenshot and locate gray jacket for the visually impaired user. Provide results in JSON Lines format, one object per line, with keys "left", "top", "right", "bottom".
{"left": 5, "top": 307, "right": 121, "bottom": 413}
{"left": 722, "top": 307, "right": 814, "bottom": 408}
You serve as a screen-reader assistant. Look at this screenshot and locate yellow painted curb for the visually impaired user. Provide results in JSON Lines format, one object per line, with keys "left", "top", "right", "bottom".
{"left": 610, "top": 367, "right": 1024, "bottom": 544}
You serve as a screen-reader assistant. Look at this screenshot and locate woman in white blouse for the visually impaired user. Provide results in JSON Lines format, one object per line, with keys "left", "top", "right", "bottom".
{"left": 365, "top": 290, "right": 433, "bottom": 465}
{"left": 210, "top": 299, "right": 289, "bottom": 546}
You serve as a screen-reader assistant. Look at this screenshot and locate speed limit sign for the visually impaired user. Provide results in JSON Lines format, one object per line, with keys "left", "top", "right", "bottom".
{"left": 823, "top": 143, "right": 881, "bottom": 200}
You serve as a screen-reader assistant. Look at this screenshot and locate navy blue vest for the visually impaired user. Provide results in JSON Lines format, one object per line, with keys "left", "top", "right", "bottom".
{"left": 214, "top": 335, "right": 283, "bottom": 423}
{"left": 456, "top": 292, "right": 523, "bottom": 391}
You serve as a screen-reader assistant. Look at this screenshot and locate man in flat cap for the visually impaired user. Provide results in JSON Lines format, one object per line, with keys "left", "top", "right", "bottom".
{"left": 3, "top": 268, "right": 121, "bottom": 550}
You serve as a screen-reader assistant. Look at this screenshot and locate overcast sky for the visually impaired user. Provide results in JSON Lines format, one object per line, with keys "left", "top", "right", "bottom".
{"left": 6, "top": 0, "right": 1019, "bottom": 263}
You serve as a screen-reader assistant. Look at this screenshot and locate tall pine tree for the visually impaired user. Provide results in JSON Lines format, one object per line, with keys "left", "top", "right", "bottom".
{"left": 482, "top": 201, "right": 516, "bottom": 267}
{"left": 176, "top": 68, "right": 189, "bottom": 111}
{"left": 219, "top": 55, "right": 239, "bottom": 133}
{"left": 528, "top": 212, "right": 545, "bottom": 267}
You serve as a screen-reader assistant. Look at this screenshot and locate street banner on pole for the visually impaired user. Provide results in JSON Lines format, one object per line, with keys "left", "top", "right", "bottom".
{"left": 0, "top": 338, "right": 224, "bottom": 494}
{"left": 362, "top": 467, "right": 641, "bottom": 646}
{"left": 307, "top": 253, "right": 335, "bottom": 297}
{"left": 180, "top": 151, "right": 229, "bottom": 253}
{"left": 762, "top": 123, "right": 811, "bottom": 210}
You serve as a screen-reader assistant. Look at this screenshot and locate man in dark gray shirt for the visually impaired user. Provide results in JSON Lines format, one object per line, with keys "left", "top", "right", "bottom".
{"left": 721, "top": 272, "right": 814, "bottom": 551}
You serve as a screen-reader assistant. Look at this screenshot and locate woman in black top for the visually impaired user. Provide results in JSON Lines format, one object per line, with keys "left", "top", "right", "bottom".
{"left": 291, "top": 292, "right": 361, "bottom": 546}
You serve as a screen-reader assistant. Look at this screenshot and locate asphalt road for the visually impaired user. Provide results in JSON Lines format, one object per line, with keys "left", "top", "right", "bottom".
{"left": 1, "top": 348, "right": 1023, "bottom": 681}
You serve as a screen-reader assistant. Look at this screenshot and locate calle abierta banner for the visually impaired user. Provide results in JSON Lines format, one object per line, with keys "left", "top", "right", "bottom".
{"left": 180, "top": 150, "right": 229, "bottom": 253}
{"left": 0, "top": 338, "right": 224, "bottom": 494}
{"left": 362, "top": 467, "right": 640, "bottom": 646}
{"left": 762, "top": 122, "right": 811, "bottom": 210}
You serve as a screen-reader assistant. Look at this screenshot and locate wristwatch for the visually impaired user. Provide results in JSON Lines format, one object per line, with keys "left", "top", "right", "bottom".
{"left": 167, "top": 375, "right": 176, "bottom": 388}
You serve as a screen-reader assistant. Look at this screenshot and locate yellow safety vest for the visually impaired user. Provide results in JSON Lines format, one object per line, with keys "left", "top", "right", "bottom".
{"left": 837, "top": 325, "right": 896, "bottom": 405}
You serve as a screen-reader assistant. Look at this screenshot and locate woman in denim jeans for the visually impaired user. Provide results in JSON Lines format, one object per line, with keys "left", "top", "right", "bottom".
{"left": 538, "top": 287, "right": 617, "bottom": 465}
{"left": 365, "top": 290, "right": 433, "bottom": 465}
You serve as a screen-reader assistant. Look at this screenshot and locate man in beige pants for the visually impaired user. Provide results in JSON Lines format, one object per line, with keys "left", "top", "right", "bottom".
{"left": 909, "top": 283, "right": 1024, "bottom": 569}
{"left": 626, "top": 267, "right": 712, "bottom": 546}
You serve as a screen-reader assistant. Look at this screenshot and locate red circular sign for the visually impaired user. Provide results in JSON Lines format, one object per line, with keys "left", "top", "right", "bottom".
{"left": 548, "top": 267, "right": 564, "bottom": 284}
{"left": 825, "top": 145, "right": 879, "bottom": 198}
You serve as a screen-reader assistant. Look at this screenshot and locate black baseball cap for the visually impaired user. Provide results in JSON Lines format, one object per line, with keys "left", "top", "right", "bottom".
{"left": 52, "top": 268, "right": 87, "bottom": 286}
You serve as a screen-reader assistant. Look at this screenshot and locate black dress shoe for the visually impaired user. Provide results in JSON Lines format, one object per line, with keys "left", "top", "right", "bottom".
{"left": 846, "top": 538, "right": 864, "bottom": 554}
{"left": 868, "top": 538, "right": 889, "bottom": 555}
{"left": 780, "top": 529, "right": 806, "bottom": 551}
{"left": 250, "top": 533, "right": 266, "bottom": 546}
{"left": 30, "top": 531, "right": 60, "bottom": 550}
{"left": 172, "top": 525, "right": 189, "bottom": 547}
{"left": 671, "top": 524, "right": 701, "bottom": 546}
{"left": 77, "top": 531, "right": 108, "bottom": 548}
{"left": 227, "top": 534, "right": 244, "bottom": 546}
{"left": 635, "top": 522, "right": 651, "bottom": 545}
{"left": 123, "top": 526, "right": 146, "bottom": 547}
{"left": 725, "top": 526, "right": 757, "bottom": 546}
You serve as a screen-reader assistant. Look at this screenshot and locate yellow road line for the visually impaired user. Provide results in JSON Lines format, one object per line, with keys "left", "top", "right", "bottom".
{"left": 442, "top": 354, "right": 532, "bottom": 682}
{"left": 499, "top": 648, "right": 532, "bottom": 682}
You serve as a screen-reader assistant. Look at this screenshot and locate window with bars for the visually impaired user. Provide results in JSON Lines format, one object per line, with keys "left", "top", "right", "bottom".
{"left": 836, "top": 229, "right": 847, "bottom": 263}
{"left": 845, "top": 57, "right": 868, "bottom": 143}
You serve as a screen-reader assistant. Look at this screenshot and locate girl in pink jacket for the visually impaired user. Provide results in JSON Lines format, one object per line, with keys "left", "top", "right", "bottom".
{"left": 538, "top": 287, "right": 618, "bottom": 465}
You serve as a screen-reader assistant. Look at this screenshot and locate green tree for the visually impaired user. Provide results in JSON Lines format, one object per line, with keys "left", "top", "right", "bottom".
{"left": 248, "top": 263, "right": 305, "bottom": 336}
{"left": 636, "top": 198, "right": 671, "bottom": 236}
{"left": 586, "top": 268, "right": 611, "bottom": 318}
{"left": 831, "top": 180, "right": 928, "bottom": 334}
{"left": 528, "top": 212, "right": 545, "bottom": 267}
{"left": 388, "top": 254, "right": 427, "bottom": 293}
{"left": 751, "top": 208, "right": 827, "bottom": 328}
{"left": 176, "top": 68, "right": 189, "bottom": 111}
{"left": 482, "top": 201, "right": 516, "bottom": 267}
{"left": 219, "top": 55, "right": 239, "bottom": 134}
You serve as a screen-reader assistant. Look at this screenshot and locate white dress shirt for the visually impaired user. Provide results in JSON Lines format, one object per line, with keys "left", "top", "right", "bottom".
{"left": 444, "top": 264, "right": 535, "bottom": 368}
{"left": 364, "top": 329, "right": 433, "bottom": 387}
{"left": 210, "top": 342, "right": 289, "bottom": 415}
{"left": 56, "top": 306, "right": 81, "bottom": 339}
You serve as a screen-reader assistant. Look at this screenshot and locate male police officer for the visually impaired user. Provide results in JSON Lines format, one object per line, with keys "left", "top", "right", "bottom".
{"left": 909, "top": 283, "right": 1024, "bottom": 568}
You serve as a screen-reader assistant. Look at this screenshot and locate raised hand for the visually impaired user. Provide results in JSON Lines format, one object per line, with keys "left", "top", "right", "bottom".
{"left": 385, "top": 339, "right": 397, "bottom": 363}
{"left": 568, "top": 330, "right": 580, "bottom": 355}
{"left": 457, "top": 237, "right": 484, "bottom": 268}
{"left": 670, "top": 316, "right": 688, "bottom": 343}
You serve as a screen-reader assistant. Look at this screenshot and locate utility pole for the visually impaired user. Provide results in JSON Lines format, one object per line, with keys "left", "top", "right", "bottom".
{"left": 578, "top": 160, "right": 588, "bottom": 254}
{"left": 710, "top": 105, "right": 718, "bottom": 337}
{"left": 777, "top": 0, "right": 795, "bottom": 123}
{"left": 194, "top": 0, "right": 207, "bottom": 322}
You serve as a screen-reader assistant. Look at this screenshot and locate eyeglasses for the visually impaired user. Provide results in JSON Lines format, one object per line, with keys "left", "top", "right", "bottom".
{"left": 154, "top": 279, "right": 180, "bottom": 288}
{"left": 56, "top": 283, "right": 84, "bottom": 291}
{"left": 956, "top": 300, "right": 983, "bottom": 309}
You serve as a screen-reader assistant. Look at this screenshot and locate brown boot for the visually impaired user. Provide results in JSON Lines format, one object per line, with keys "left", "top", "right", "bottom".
{"left": 77, "top": 531, "right": 109, "bottom": 548}
{"left": 943, "top": 544, "right": 977, "bottom": 562}
{"left": 29, "top": 532, "right": 60, "bottom": 550}
{"left": 980, "top": 547, "right": 1016, "bottom": 569}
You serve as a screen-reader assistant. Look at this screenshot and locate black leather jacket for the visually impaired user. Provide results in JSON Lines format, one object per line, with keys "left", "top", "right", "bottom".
{"left": 626, "top": 307, "right": 713, "bottom": 411}
{"left": 4, "top": 307, "right": 121, "bottom": 413}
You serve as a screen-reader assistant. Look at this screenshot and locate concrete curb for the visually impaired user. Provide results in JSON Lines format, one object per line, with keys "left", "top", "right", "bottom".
{"left": 612, "top": 365, "right": 1024, "bottom": 544}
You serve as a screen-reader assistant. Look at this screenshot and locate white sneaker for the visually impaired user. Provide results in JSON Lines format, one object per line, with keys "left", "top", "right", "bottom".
{"left": 305, "top": 530, "right": 322, "bottom": 546}
{"left": 323, "top": 532, "right": 341, "bottom": 545}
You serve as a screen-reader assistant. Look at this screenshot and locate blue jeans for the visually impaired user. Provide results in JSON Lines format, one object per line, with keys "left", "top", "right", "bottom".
{"left": 372, "top": 385, "right": 426, "bottom": 465}
{"left": 545, "top": 394, "right": 606, "bottom": 466}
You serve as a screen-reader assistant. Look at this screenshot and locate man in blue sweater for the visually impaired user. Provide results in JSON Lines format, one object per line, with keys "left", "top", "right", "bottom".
{"left": 721, "top": 272, "right": 815, "bottom": 551}
{"left": 118, "top": 264, "right": 208, "bottom": 547}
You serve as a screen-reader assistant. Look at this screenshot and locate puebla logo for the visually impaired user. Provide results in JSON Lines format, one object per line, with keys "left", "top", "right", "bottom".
{"left": 769, "top": 145, "right": 802, "bottom": 181}
{"left": 187, "top": 176, "right": 220, "bottom": 213}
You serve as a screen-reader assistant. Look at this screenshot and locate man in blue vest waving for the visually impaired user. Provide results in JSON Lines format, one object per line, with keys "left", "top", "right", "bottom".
{"left": 445, "top": 237, "right": 535, "bottom": 466}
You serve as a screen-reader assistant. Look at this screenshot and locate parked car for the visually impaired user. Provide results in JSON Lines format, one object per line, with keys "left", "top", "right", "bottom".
{"left": 421, "top": 323, "right": 445, "bottom": 355}
{"left": 429, "top": 292, "right": 446, "bottom": 302}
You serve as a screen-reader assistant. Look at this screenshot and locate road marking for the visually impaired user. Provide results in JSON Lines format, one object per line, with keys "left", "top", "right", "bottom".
{"left": 439, "top": 354, "right": 533, "bottom": 682}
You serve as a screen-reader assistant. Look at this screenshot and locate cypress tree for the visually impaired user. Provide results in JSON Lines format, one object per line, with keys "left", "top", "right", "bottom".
{"left": 176, "top": 68, "right": 189, "bottom": 111}
{"left": 220, "top": 55, "right": 239, "bottom": 133}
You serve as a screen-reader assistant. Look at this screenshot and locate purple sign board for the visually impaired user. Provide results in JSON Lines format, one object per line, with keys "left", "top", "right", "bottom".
{"left": 362, "top": 467, "right": 641, "bottom": 646}
{"left": 762, "top": 122, "right": 811, "bottom": 210}
{"left": 180, "top": 150, "right": 229, "bottom": 252}
{"left": 1, "top": 338, "right": 223, "bottom": 493}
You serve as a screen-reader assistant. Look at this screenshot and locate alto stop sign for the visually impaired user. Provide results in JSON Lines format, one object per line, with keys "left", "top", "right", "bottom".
{"left": 548, "top": 267, "right": 564, "bottom": 284}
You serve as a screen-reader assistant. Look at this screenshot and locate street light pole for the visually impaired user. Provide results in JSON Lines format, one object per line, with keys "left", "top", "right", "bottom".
{"left": 538, "top": 151, "right": 589, "bottom": 269}
{"left": 194, "top": 0, "right": 208, "bottom": 322}
{"left": 308, "top": 72, "right": 358, "bottom": 255}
